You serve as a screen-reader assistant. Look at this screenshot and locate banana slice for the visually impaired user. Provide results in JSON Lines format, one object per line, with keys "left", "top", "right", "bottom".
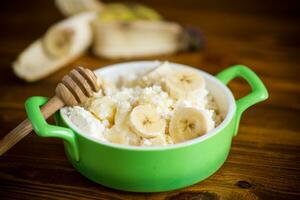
{"left": 12, "top": 12, "right": 96, "bottom": 82}
{"left": 106, "top": 104, "right": 141, "bottom": 146}
{"left": 140, "top": 62, "right": 171, "bottom": 86}
{"left": 105, "top": 124, "right": 141, "bottom": 146}
{"left": 165, "top": 69, "right": 205, "bottom": 99}
{"left": 104, "top": 126, "right": 126, "bottom": 144}
{"left": 102, "top": 78, "right": 118, "bottom": 95}
{"left": 88, "top": 96, "right": 116, "bottom": 124}
{"left": 129, "top": 104, "right": 166, "bottom": 138}
{"left": 42, "top": 26, "right": 74, "bottom": 58}
{"left": 147, "top": 62, "right": 171, "bottom": 79}
{"left": 114, "top": 102, "right": 131, "bottom": 126}
{"left": 169, "top": 106, "right": 210, "bottom": 143}
{"left": 102, "top": 103, "right": 129, "bottom": 144}
{"left": 141, "top": 133, "right": 174, "bottom": 147}
{"left": 165, "top": 134, "right": 174, "bottom": 144}
{"left": 141, "top": 134, "right": 168, "bottom": 147}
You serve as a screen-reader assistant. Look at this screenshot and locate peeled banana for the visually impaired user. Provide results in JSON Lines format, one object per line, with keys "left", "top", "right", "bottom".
{"left": 92, "top": 20, "right": 185, "bottom": 59}
{"left": 88, "top": 96, "right": 116, "bottom": 124}
{"left": 12, "top": 12, "right": 96, "bottom": 82}
{"left": 13, "top": 0, "right": 205, "bottom": 82}
{"left": 42, "top": 26, "right": 74, "bottom": 58}
{"left": 165, "top": 69, "right": 205, "bottom": 99}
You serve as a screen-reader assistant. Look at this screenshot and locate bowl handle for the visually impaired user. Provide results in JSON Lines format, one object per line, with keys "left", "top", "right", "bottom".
{"left": 216, "top": 65, "right": 269, "bottom": 136}
{"left": 25, "top": 96, "right": 79, "bottom": 161}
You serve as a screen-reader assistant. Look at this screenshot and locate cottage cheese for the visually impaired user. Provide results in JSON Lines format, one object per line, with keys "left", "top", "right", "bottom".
{"left": 62, "top": 62, "right": 223, "bottom": 147}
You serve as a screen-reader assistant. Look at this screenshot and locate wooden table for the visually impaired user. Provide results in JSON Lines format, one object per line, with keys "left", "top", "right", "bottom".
{"left": 0, "top": 0, "right": 299, "bottom": 199}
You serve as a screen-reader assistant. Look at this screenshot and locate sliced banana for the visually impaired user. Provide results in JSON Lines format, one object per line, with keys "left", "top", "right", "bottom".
{"left": 141, "top": 134, "right": 167, "bottom": 147}
{"left": 42, "top": 26, "right": 74, "bottom": 58}
{"left": 102, "top": 104, "right": 128, "bottom": 144}
{"left": 165, "top": 69, "right": 205, "bottom": 99}
{"left": 106, "top": 105, "right": 141, "bottom": 146}
{"left": 102, "top": 78, "right": 118, "bottom": 95}
{"left": 129, "top": 104, "right": 166, "bottom": 138}
{"left": 165, "top": 134, "right": 174, "bottom": 144}
{"left": 169, "top": 106, "right": 210, "bottom": 143}
{"left": 140, "top": 133, "right": 175, "bottom": 147}
{"left": 147, "top": 62, "right": 171, "bottom": 78}
{"left": 114, "top": 102, "right": 131, "bottom": 126}
{"left": 88, "top": 96, "right": 116, "bottom": 123}
{"left": 140, "top": 62, "right": 171, "bottom": 86}
{"left": 105, "top": 124, "right": 141, "bottom": 146}
{"left": 104, "top": 126, "right": 126, "bottom": 144}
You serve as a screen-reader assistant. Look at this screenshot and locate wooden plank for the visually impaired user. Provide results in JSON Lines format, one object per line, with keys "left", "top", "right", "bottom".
{"left": 0, "top": 0, "right": 299, "bottom": 199}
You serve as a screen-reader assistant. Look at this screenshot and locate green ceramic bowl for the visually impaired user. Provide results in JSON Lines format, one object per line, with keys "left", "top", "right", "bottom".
{"left": 25, "top": 61, "right": 268, "bottom": 192}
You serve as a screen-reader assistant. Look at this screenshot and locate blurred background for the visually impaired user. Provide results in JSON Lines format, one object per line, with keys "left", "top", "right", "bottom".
{"left": 1, "top": 0, "right": 299, "bottom": 78}
{"left": 0, "top": 0, "right": 298, "bottom": 110}
{"left": 0, "top": 0, "right": 299, "bottom": 199}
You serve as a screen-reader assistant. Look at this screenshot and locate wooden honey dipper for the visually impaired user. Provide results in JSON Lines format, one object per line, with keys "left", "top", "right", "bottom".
{"left": 0, "top": 67, "right": 100, "bottom": 156}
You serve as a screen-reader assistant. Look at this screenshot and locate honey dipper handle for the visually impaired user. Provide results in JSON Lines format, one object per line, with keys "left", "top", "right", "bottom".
{"left": 0, "top": 96, "right": 64, "bottom": 156}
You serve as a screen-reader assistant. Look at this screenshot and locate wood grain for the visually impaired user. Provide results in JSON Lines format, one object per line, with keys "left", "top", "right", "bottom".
{"left": 0, "top": 67, "right": 98, "bottom": 156}
{"left": 0, "top": 96, "right": 63, "bottom": 156}
{"left": 0, "top": 0, "right": 299, "bottom": 199}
